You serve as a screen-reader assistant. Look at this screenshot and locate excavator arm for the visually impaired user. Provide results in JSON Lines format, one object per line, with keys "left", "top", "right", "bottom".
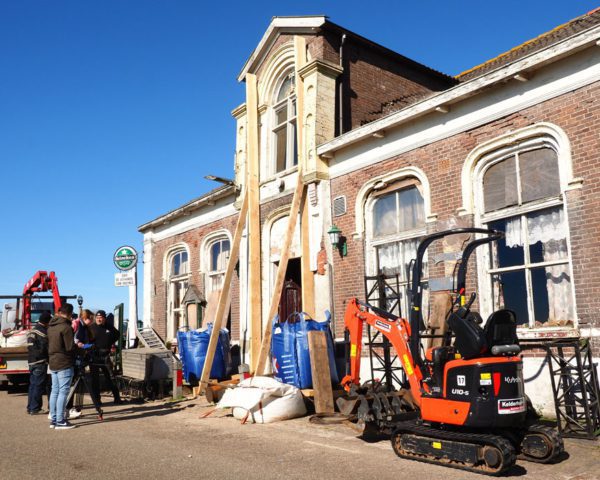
{"left": 341, "top": 298, "right": 425, "bottom": 406}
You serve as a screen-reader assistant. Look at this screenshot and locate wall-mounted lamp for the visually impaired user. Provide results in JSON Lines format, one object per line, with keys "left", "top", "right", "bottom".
{"left": 327, "top": 224, "right": 347, "bottom": 257}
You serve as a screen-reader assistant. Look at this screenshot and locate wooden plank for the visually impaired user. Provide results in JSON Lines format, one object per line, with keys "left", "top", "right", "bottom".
{"left": 427, "top": 292, "right": 452, "bottom": 349}
{"left": 198, "top": 190, "right": 249, "bottom": 396}
{"left": 246, "top": 73, "right": 263, "bottom": 371}
{"left": 307, "top": 330, "right": 334, "bottom": 414}
{"left": 202, "top": 290, "right": 221, "bottom": 326}
{"left": 294, "top": 35, "right": 315, "bottom": 319}
{"left": 254, "top": 171, "right": 305, "bottom": 375}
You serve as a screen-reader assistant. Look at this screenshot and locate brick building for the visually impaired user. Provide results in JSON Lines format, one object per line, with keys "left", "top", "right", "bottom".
{"left": 139, "top": 12, "right": 600, "bottom": 413}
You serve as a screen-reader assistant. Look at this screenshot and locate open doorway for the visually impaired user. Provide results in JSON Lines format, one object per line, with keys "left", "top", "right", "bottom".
{"left": 277, "top": 257, "right": 302, "bottom": 322}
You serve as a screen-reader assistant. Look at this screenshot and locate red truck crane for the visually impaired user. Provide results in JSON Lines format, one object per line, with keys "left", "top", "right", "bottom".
{"left": 0, "top": 271, "right": 79, "bottom": 384}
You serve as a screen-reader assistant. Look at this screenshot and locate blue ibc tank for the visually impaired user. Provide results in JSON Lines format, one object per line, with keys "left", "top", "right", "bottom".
{"left": 271, "top": 312, "right": 339, "bottom": 389}
{"left": 177, "top": 324, "right": 230, "bottom": 384}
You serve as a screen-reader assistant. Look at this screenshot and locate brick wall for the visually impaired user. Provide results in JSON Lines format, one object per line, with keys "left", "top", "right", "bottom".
{"left": 329, "top": 81, "right": 600, "bottom": 337}
{"left": 252, "top": 28, "right": 455, "bottom": 137}
{"left": 150, "top": 212, "right": 240, "bottom": 342}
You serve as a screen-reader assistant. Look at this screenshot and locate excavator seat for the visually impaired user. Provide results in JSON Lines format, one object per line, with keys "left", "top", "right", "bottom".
{"left": 447, "top": 309, "right": 488, "bottom": 359}
{"left": 483, "top": 309, "right": 520, "bottom": 355}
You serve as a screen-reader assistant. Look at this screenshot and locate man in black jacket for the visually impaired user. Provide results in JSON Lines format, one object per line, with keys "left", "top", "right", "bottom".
{"left": 89, "top": 310, "right": 121, "bottom": 405}
{"left": 26, "top": 311, "right": 51, "bottom": 414}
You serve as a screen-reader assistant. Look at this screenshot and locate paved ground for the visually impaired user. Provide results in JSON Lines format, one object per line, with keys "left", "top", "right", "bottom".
{"left": 0, "top": 384, "right": 598, "bottom": 480}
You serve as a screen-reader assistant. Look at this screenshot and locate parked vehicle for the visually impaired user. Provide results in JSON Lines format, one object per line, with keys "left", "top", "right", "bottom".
{"left": 0, "top": 271, "right": 79, "bottom": 384}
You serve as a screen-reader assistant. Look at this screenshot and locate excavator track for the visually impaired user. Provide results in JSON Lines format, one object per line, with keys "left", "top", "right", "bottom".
{"left": 518, "top": 423, "right": 564, "bottom": 464}
{"left": 391, "top": 421, "right": 516, "bottom": 476}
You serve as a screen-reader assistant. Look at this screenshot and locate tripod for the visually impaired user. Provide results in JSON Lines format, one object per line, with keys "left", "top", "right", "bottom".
{"left": 66, "top": 353, "right": 104, "bottom": 420}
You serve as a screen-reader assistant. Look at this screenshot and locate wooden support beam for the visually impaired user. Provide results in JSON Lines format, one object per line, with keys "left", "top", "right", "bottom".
{"left": 198, "top": 191, "right": 249, "bottom": 396}
{"left": 294, "top": 35, "right": 315, "bottom": 319}
{"left": 254, "top": 171, "right": 306, "bottom": 375}
{"left": 246, "top": 73, "right": 263, "bottom": 371}
{"left": 307, "top": 330, "right": 335, "bottom": 414}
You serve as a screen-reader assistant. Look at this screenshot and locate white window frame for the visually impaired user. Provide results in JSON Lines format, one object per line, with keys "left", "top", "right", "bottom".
{"left": 165, "top": 247, "right": 190, "bottom": 341}
{"left": 271, "top": 72, "right": 297, "bottom": 175}
{"left": 206, "top": 237, "right": 231, "bottom": 293}
{"left": 472, "top": 131, "right": 578, "bottom": 334}
{"left": 365, "top": 184, "right": 427, "bottom": 319}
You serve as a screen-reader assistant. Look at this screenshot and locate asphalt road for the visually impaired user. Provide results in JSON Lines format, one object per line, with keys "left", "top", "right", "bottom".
{"left": 1, "top": 384, "right": 598, "bottom": 480}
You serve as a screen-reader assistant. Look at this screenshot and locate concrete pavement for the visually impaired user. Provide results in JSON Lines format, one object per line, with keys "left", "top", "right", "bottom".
{"left": 0, "top": 384, "right": 598, "bottom": 480}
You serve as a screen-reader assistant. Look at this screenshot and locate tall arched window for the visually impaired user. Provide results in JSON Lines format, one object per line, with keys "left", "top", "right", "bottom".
{"left": 477, "top": 138, "right": 574, "bottom": 328}
{"left": 272, "top": 73, "right": 297, "bottom": 173}
{"left": 367, "top": 181, "right": 426, "bottom": 316}
{"left": 167, "top": 249, "right": 189, "bottom": 339}
{"left": 206, "top": 238, "right": 230, "bottom": 293}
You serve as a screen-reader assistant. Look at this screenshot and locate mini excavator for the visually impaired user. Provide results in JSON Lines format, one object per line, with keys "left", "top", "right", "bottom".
{"left": 340, "top": 228, "right": 563, "bottom": 475}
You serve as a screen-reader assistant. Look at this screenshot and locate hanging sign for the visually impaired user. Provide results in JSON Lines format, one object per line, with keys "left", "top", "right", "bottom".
{"left": 113, "top": 245, "right": 138, "bottom": 271}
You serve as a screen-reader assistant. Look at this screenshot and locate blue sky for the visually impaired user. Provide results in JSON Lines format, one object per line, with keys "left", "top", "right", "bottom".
{"left": 1, "top": 1, "right": 597, "bottom": 316}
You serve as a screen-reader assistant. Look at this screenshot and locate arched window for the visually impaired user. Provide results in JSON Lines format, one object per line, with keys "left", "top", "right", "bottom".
{"left": 167, "top": 249, "right": 189, "bottom": 339}
{"left": 207, "top": 238, "right": 230, "bottom": 292}
{"left": 272, "top": 73, "right": 297, "bottom": 173}
{"left": 477, "top": 138, "right": 574, "bottom": 328}
{"left": 367, "top": 181, "right": 426, "bottom": 316}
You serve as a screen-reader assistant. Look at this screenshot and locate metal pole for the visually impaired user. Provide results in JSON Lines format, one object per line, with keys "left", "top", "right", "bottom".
{"left": 127, "top": 266, "right": 138, "bottom": 348}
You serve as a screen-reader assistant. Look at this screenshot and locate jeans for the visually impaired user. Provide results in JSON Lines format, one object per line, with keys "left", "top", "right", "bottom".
{"left": 27, "top": 363, "right": 48, "bottom": 413}
{"left": 49, "top": 367, "right": 74, "bottom": 424}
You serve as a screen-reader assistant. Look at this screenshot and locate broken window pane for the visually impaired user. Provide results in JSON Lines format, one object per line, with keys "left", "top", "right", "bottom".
{"left": 519, "top": 148, "right": 560, "bottom": 204}
{"left": 483, "top": 157, "right": 518, "bottom": 212}
{"left": 492, "top": 270, "right": 528, "bottom": 326}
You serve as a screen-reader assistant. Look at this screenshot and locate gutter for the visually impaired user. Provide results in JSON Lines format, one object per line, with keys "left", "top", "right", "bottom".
{"left": 317, "top": 24, "right": 600, "bottom": 157}
{"left": 138, "top": 185, "right": 236, "bottom": 233}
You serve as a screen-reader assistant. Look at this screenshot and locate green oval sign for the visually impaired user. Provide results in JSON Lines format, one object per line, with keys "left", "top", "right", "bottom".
{"left": 113, "top": 245, "right": 138, "bottom": 271}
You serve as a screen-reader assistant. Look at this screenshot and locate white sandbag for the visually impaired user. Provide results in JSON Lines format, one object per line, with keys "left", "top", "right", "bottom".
{"left": 1, "top": 329, "right": 28, "bottom": 348}
{"left": 217, "top": 376, "right": 306, "bottom": 423}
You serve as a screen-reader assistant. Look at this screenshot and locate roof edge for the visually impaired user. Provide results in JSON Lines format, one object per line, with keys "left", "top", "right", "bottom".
{"left": 317, "top": 23, "right": 600, "bottom": 157}
{"left": 237, "top": 16, "right": 327, "bottom": 82}
{"left": 138, "top": 185, "right": 236, "bottom": 233}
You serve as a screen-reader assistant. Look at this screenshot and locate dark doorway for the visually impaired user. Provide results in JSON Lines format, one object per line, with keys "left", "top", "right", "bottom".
{"left": 278, "top": 258, "right": 302, "bottom": 323}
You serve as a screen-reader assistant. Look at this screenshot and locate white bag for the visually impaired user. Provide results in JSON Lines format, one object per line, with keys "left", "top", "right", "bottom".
{"left": 217, "top": 376, "right": 307, "bottom": 424}
{"left": 1, "top": 329, "right": 29, "bottom": 348}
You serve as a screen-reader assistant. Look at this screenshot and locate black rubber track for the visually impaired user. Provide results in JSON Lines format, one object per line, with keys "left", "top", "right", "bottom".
{"left": 518, "top": 423, "right": 564, "bottom": 464}
{"left": 391, "top": 420, "right": 516, "bottom": 476}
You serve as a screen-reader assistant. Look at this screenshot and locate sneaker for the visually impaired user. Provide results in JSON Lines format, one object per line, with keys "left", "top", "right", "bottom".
{"left": 49, "top": 423, "right": 55, "bottom": 429}
{"left": 55, "top": 421, "right": 76, "bottom": 430}
{"left": 68, "top": 408, "right": 82, "bottom": 419}
{"left": 28, "top": 410, "right": 45, "bottom": 415}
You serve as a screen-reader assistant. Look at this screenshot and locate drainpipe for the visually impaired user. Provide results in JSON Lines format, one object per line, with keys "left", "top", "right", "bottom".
{"left": 338, "top": 33, "right": 347, "bottom": 135}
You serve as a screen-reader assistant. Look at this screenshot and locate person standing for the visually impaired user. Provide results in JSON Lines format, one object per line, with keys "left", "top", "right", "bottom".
{"left": 26, "top": 311, "right": 51, "bottom": 414}
{"left": 89, "top": 310, "right": 122, "bottom": 405}
{"left": 47, "top": 304, "right": 77, "bottom": 429}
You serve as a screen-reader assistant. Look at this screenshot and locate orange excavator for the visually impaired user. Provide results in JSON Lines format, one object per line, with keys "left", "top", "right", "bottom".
{"left": 340, "top": 228, "right": 563, "bottom": 475}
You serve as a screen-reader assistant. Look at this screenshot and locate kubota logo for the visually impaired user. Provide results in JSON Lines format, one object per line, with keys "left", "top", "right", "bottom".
{"left": 504, "top": 377, "right": 520, "bottom": 384}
